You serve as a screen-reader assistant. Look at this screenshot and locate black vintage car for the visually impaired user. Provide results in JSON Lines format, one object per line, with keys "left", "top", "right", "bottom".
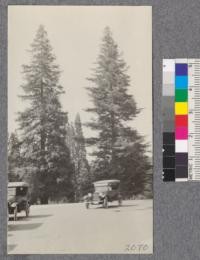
{"left": 85, "top": 179, "right": 122, "bottom": 209}
{"left": 8, "top": 182, "right": 30, "bottom": 221}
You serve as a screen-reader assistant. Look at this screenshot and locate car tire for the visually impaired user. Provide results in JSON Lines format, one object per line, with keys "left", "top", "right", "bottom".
{"left": 7, "top": 208, "right": 9, "bottom": 222}
{"left": 118, "top": 198, "right": 122, "bottom": 206}
{"left": 25, "top": 203, "right": 30, "bottom": 217}
{"left": 103, "top": 197, "right": 108, "bottom": 208}
{"left": 14, "top": 206, "right": 17, "bottom": 221}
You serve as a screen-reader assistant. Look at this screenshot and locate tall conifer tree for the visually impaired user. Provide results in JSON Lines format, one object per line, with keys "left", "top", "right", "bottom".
{"left": 17, "top": 25, "right": 74, "bottom": 203}
{"left": 86, "top": 27, "right": 152, "bottom": 196}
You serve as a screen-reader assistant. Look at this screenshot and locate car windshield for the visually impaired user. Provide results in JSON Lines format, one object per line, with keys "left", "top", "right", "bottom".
{"left": 110, "top": 182, "right": 119, "bottom": 190}
{"left": 95, "top": 186, "right": 108, "bottom": 193}
{"left": 16, "top": 187, "right": 28, "bottom": 196}
{"left": 8, "top": 187, "right": 16, "bottom": 197}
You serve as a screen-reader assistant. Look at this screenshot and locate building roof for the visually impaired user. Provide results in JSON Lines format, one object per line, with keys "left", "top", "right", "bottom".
{"left": 93, "top": 179, "right": 120, "bottom": 186}
{"left": 8, "top": 182, "right": 29, "bottom": 188}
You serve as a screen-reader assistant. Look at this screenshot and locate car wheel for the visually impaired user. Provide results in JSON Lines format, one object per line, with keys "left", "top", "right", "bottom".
{"left": 85, "top": 202, "right": 90, "bottom": 209}
{"left": 14, "top": 206, "right": 17, "bottom": 221}
{"left": 118, "top": 198, "right": 122, "bottom": 206}
{"left": 7, "top": 208, "right": 9, "bottom": 222}
{"left": 103, "top": 197, "right": 108, "bottom": 208}
{"left": 25, "top": 204, "right": 30, "bottom": 217}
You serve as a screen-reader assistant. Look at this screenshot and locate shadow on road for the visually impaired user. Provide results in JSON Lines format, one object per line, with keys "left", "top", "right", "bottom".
{"left": 7, "top": 244, "right": 17, "bottom": 252}
{"left": 8, "top": 223, "right": 42, "bottom": 231}
{"left": 113, "top": 204, "right": 139, "bottom": 208}
{"left": 9, "top": 214, "right": 53, "bottom": 221}
{"left": 89, "top": 203, "right": 139, "bottom": 210}
{"left": 135, "top": 207, "right": 152, "bottom": 211}
{"left": 29, "top": 214, "right": 53, "bottom": 219}
{"left": 9, "top": 216, "right": 27, "bottom": 221}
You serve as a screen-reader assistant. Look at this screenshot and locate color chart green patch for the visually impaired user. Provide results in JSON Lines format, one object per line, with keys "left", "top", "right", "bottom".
{"left": 175, "top": 89, "right": 188, "bottom": 102}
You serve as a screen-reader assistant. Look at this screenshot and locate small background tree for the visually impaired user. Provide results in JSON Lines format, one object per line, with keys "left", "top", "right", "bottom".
{"left": 66, "top": 114, "right": 91, "bottom": 201}
{"left": 8, "top": 132, "right": 22, "bottom": 182}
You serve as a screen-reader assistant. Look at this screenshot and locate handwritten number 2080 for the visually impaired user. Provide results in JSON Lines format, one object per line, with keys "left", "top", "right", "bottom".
{"left": 125, "top": 244, "right": 148, "bottom": 252}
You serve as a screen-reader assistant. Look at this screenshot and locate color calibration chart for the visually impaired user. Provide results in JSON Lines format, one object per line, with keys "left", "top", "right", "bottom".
{"left": 162, "top": 59, "right": 200, "bottom": 182}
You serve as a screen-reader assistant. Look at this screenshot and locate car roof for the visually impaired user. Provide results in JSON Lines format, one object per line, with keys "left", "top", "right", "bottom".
{"left": 8, "top": 182, "right": 29, "bottom": 188}
{"left": 93, "top": 179, "right": 120, "bottom": 186}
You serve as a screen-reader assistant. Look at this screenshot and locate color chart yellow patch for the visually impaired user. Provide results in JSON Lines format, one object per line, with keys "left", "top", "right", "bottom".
{"left": 175, "top": 102, "right": 188, "bottom": 115}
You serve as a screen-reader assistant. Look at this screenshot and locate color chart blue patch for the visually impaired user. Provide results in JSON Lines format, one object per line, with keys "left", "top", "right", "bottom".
{"left": 175, "top": 76, "right": 188, "bottom": 89}
{"left": 175, "top": 64, "right": 188, "bottom": 75}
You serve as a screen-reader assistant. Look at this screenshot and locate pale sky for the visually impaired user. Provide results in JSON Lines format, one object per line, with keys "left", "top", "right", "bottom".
{"left": 8, "top": 6, "right": 152, "bottom": 153}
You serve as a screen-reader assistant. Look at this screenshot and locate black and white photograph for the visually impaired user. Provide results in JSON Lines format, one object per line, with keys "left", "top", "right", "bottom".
{"left": 7, "top": 6, "right": 153, "bottom": 254}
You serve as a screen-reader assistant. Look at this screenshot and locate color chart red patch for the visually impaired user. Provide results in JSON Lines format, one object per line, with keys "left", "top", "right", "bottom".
{"left": 175, "top": 115, "right": 188, "bottom": 127}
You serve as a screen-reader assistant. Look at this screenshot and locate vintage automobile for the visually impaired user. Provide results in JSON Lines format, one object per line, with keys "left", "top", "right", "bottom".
{"left": 85, "top": 179, "right": 122, "bottom": 209}
{"left": 8, "top": 182, "right": 30, "bottom": 221}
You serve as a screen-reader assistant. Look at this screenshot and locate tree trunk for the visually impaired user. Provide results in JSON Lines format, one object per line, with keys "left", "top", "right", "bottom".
{"left": 40, "top": 195, "right": 49, "bottom": 204}
{"left": 110, "top": 111, "right": 116, "bottom": 177}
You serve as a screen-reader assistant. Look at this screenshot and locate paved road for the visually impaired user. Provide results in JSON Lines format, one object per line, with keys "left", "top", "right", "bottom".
{"left": 8, "top": 200, "right": 153, "bottom": 254}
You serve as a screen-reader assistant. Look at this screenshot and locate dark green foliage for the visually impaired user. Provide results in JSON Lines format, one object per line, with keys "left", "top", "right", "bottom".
{"left": 66, "top": 114, "right": 91, "bottom": 201}
{"left": 143, "top": 164, "right": 153, "bottom": 199}
{"left": 74, "top": 114, "right": 92, "bottom": 199}
{"left": 17, "top": 25, "right": 74, "bottom": 204}
{"left": 115, "top": 135, "right": 152, "bottom": 198}
{"left": 86, "top": 27, "right": 152, "bottom": 197}
{"left": 8, "top": 132, "right": 22, "bottom": 182}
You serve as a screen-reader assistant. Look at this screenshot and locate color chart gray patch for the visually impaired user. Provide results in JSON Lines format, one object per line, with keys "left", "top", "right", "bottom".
{"left": 163, "top": 72, "right": 174, "bottom": 84}
{"left": 162, "top": 96, "right": 174, "bottom": 120}
{"left": 163, "top": 120, "right": 174, "bottom": 131}
{"left": 162, "top": 84, "right": 174, "bottom": 96}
